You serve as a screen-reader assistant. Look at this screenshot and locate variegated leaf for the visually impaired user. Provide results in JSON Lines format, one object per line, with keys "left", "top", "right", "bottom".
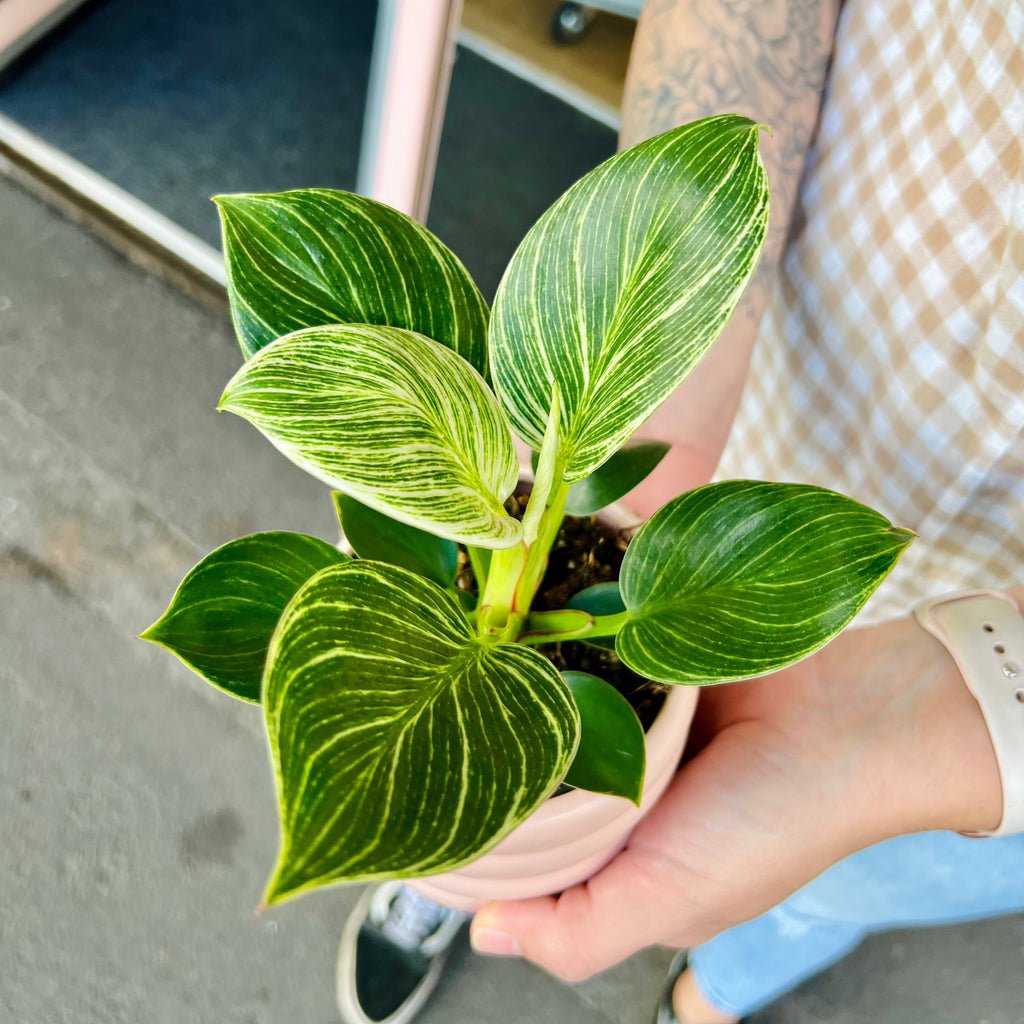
{"left": 220, "top": 324, "right": 522, "bottom": 549}
{"left": 617, "top": 482, "right": 914, "bottom": 684}
{"left": 215, "top": 189, "right": 488, "bottom": 371}
{"left": 262, "top": 561, "right": 579, "bottom": 901}
{"left": 490, "top": 115, "right": 769, "bottom": 481}
{"left": 140, "top": 532, "right": 347, "bottom": 702}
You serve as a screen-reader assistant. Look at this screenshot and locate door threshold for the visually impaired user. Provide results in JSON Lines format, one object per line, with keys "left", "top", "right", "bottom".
{"left": 0, "top": 113, "right": 227, "bottom": 313}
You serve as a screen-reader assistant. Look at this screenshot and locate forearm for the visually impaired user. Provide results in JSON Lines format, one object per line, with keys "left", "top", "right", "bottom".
{"left": 819, "top": 588, "right": 1023, "bottom": 845}
{"left": 621, "top": 0, "right": 840, "bottom": 511}
{"left": 643, "top": 593, "right": 1014, "bottom": 946}
{"left": 471, "top": 587, "right": 1019, "bottom": 977}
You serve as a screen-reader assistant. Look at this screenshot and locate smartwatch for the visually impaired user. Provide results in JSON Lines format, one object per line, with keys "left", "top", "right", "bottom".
{"left": 914, "top": 590, "right": 1024, "bottom": 838}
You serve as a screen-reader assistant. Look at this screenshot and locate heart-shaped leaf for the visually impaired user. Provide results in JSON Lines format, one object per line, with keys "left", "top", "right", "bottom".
{"left": 567, "top": 581, "right": 626, "bottom": 650}
{"left": 220, "top": 324, "right": 521, "bottom": 549}
{"left": 215, "top": 189, "right": 488, "bottom": 372}
{"left": 262, "top": 561, "right": 579, "bottom": 902}
{"left": 140, "top": 532, "right": 347, "bottom": 702}
{"left": 562, "top": 671, "right": 645, "bottom": 805}
{"left": 491, "top": 115, "right": 769, "bottom": 481}
{"left": 617, "top": 481, "right": 914, "bottom": 684}
{"left": 333, "top": 493, "right": 458, "bottom": 588}
{"left": 532, "top": 441, "right": 670, "bottom": 517}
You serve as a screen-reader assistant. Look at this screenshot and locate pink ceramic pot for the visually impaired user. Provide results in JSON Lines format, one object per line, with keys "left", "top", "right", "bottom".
{"left": 410, "top": 682, "right": 697, "bottom": 912}
{"left": 340, "top": 476, "right": 697, "bottom": 912}
{"left": 408, "top": 490, "right": 699, "bottom": 911}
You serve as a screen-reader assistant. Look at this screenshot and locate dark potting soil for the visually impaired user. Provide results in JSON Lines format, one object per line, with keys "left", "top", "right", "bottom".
{"left": 457, "top": 488, "right": 669, "bottom": 734}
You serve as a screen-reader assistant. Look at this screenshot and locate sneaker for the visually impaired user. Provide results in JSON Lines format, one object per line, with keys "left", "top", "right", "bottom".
{"left": 337, "top": 883, "right": 468, "bottom": 1024}
{"left": 655, "top": 951, "right": 743, "bottom": 1024}
{"left": 655, "top": 950, "right": 690, "bottom": 1024}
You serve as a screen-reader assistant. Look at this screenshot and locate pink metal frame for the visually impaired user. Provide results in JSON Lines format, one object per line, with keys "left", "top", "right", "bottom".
{"left": 357, "top": 0, "right": 464, "bottom": 223}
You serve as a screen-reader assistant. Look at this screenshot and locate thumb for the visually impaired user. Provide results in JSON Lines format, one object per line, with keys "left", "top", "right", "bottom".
{"left": 469, "top": 849, "right": 669, "bottom": 982}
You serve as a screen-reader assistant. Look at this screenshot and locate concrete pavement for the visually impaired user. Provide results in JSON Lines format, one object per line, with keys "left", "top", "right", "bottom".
{"left": 1, "top": 178, "right": 1021, "bottom": 1023}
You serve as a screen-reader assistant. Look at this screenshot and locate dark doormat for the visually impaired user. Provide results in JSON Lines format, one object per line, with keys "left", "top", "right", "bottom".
{"left": 0, "top": 0, "right": 615, "bottom": 299}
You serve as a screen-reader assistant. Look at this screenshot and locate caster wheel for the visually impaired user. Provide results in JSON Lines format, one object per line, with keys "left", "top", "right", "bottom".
{"left": 550, "top": 2, "right": 597, "bottom": 45}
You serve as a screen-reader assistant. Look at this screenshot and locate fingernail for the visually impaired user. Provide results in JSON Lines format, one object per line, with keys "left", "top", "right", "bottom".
{"left": 471, "top": 927, "right": 522, "bottom": 957}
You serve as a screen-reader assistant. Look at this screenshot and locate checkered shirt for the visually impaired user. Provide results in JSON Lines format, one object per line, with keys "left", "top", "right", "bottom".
{"left": 718, "top": 0, "right": 1024, "bottom": 623}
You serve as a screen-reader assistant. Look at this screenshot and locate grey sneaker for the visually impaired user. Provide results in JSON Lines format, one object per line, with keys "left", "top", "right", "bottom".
{"left": 655, "top": 951, "right": 689, "bottom": 1024}
{"left": 655, "top": 951, "right": 743, "bottom": 1024}
{"left": 337, "top": 883, "right": 468, "bottom": 1024}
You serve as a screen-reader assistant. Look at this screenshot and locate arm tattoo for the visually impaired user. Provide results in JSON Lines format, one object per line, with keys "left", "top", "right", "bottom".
{"left": 622, "top": 0, "right": 840, "bottom": 276}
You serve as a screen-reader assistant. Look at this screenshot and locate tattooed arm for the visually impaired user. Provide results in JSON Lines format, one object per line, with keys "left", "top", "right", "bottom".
{"left": 623, "top": 0, "right": 840, "bottom": 513}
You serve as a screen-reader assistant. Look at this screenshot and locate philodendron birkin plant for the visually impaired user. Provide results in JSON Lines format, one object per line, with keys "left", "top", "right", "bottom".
{"left": 142, "top": 115, "right": 913, "bottom": 908}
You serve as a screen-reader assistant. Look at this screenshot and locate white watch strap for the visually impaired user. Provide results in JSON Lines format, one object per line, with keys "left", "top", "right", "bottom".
{"left": 914, "top": 590, "right": 1024, "bottom": 838}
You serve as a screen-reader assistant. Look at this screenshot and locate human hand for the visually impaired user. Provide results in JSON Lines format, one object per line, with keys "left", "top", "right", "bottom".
{"left": 470, "top": 610, "right": 1005, "bottom": 980}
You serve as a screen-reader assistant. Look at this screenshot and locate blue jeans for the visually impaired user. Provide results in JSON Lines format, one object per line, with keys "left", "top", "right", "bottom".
{"left": 690, "top": 831, "right": 1024, "bottom": 1017}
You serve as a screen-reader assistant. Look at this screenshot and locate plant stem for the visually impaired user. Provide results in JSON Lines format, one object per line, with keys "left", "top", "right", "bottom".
{"left": 478, "top": 542, "right": 527, "bottom": 631}
{"left": 477, "top": 381, "right": 570, "bottom": 640}
{"left": 476, "top": 475, "right": 571, "bottom": 640}
{"left": 514, "top": 478, "right": 571, "bottom": 613}
{"left": 519, "top": 608, "right": 593, "bottom": 644}
{"left": 582, "top": 610, "right": 630, "bottom": 638}
{"left": 524, "top": 608, "right": 593, "bottom": 632}
{"left": 519, "top": 610, "right": 630, "bottom": 646}
{"left": 466, "top": 545, "right": 490, "bottom": 602}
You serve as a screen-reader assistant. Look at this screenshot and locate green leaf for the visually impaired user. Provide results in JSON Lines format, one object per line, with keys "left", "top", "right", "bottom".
{"left": 214, "top": 189, "right": 488, "bottom": 372}
{"left": 565, "top": 441, "right": 670, "bottom": 516}
{"left": 220, "top": 324, "right": 522, "bottom": 549}
{"left": 262, "top": 561, "right": 579, "bottom": 901}
{"left": 567, "top": 581, "right": 626, "bottom": 650}
{"left": 533, "top": 441, "right": 670, "bottom": 517}
{"left": 466, "top": 546, "right": 492, "bottom": 594}
{"left": 568, "top": 581, "right": 626, "bottom": 617}
{"left": 562, "top": 671, "right": 645, "bottom": 805}
{"left": 491, "top": 115, "right": 769, "bottom": 482}
{"left": 617, "top": 482, "right": 915, "bottom": 684}
{"left": 333, "top": 492, "right": 458, "bottom": 588}
{"left": 140, "top": 532, "right": 347, "bottom": 702}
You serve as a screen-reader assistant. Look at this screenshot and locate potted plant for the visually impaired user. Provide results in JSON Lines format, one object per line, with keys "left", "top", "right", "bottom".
{"left": 141, "top": 114, "right": 913, "bottom": 913}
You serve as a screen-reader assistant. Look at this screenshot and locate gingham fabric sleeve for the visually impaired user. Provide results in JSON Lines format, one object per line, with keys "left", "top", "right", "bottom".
{"left": 717, "top": 0, "right": 1024, "bottom": 624}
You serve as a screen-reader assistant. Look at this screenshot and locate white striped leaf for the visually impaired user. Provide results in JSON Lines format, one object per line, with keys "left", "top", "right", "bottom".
{"left": 219, "top": 324, "right": 522, "bottom": 549}
{"left": 140, "top": 532, "right": 348, "bottom": 703}
{"left": 215, "top": 189, "right": 488, "bottom": 371}
{"left": 490, "top": 115, "right": 769, "bottom": 481}
{"left": 617, "top": 482, "right": 914, "bottom": 684}
{"left": 262, "top": 561, "right": 579, "bottom": 901}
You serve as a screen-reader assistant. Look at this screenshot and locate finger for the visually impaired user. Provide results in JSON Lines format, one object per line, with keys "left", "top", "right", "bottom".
{"left": 470, "top": 845, "right": 674, "bottom": 982}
